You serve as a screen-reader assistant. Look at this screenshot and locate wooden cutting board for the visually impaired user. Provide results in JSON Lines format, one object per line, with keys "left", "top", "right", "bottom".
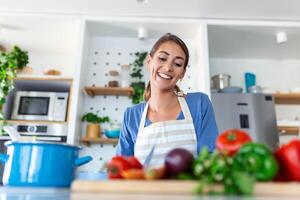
{"left": 71, "top": 180, "right": 300, "bottom": 197}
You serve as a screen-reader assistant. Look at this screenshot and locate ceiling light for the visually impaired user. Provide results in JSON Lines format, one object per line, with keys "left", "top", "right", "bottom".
{"left": 137, "top": 27, "right": 148, "bottom": 40}
{"left": 276, "top": 31, "right": 288, "bottom": 44}
{"left": 136, "top": 0, "right": 148, "bottom": 3}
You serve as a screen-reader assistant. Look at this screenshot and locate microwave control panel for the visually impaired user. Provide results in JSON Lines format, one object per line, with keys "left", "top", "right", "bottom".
{"left": 13, "top": 123, "right": 68, "bottom": 137}
{"left": 53, "top": 94, "right": 69, "bottom": 121}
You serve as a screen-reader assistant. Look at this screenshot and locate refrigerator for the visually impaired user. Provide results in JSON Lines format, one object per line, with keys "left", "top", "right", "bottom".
{"left": 211, "top": 93, "right": 279, "bottom": 151}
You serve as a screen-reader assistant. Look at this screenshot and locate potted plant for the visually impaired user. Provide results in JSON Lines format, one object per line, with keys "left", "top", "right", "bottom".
{"left": 0, "top": 46, "right": 29, "bottom": 134}
{"left": 130, "top": 51, "right": 148, "bottom": 104}
{"left": 81, "top": 112, "right": 110, "bottom": 139}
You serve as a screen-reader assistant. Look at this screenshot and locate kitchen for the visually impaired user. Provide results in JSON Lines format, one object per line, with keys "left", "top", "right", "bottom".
{"left": 1, "top": 0, "right": 300, "bottom": 199}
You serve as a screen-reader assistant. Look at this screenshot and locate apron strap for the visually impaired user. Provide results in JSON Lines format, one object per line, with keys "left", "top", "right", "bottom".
{"left": 178, "top": 96, "right": 193, "bottom": 120}
{"left": 138, "top": 102, "right": 149, "bottom": 132}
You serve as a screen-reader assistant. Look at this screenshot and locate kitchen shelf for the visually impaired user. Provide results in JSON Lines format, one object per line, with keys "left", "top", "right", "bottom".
{"left": 14, "top": 76, "right": 73, "bottom": 82}
{"left": 6, "top": 120, "right": 68, "bottom": 125}
{"left": 84, "top": 86, "right": 134, "bottom": 97}
{"left": 273, "top": 93, "right": 300, "bottom": 104}
{"left": 80, "top": 137, "right": 119, "bottom": 145}
{"left": 278, "top": 126, "right": 299, "bottom": 135}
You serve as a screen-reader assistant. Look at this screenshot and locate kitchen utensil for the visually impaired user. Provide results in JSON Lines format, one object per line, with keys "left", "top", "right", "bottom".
{"left": 0, "top": 141, "right": 92, "bottom": 187}
{"left": 143, "top": 145, "right": 156, "bottom": 168}
{"left": 211, "top": 74, "right": 231, "bottom": 91}
{"left": 245, "top": 72, "right": 256, "bottom": 93}
{"left": 220, "top": 86, "right": 243, "bottom": 93}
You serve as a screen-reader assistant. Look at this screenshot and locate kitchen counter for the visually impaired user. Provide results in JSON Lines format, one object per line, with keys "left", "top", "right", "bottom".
{"left": 0, "top": 186, "right": 70, "bottom": 200}
{"left": 0, "top": 185, "right": 298, "bottom": 200}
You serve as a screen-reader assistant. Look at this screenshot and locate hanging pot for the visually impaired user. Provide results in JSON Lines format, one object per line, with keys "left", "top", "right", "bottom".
{"left": 211, "top": 74, "right": 231, "bottom": 91}
{"left": 0, "top": 141, "right": 92, "bottom": 187}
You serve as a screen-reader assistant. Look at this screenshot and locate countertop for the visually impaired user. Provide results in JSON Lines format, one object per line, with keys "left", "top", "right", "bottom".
{"left": 0, "top": 185, "right": 298, "bottom": 200}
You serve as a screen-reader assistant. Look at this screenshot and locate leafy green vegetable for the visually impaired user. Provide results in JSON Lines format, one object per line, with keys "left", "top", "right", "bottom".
{"left": 193, "top": 147, "right": 255, "bottom": 195}
{"left": 232, "top": 171, "right": 255, "bottom": 195}
{"left": 0, "top": 46, "right": 29, "bottom": 135}
{"left": 130, "top": 52, "right": 147, "bottom": 104}
{"left": 81, "top": 112, "right": 110, "bottom": 123}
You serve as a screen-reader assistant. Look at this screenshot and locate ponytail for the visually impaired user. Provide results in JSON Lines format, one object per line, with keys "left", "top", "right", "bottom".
{"left": 144, "top": 81, "right": 151, "bottom": 101}
{"left": 143, "top": 81, "right": 183, "bottom": 101}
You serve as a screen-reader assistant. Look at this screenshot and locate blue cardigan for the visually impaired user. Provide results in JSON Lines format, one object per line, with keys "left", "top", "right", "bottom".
{"left": 116, "top": 92, "right": 219, "bottom": 156}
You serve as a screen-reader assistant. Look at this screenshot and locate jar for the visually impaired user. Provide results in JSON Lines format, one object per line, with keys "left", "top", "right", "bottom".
{"left": 108, "top": 70, "right": 119, "bottom": 87}
{"left": 120, "top": 64, "right": 131, "bottom": 87}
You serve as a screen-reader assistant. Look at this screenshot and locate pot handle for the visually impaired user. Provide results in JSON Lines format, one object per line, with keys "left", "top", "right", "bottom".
{"left": 0, "top": 153, "right": 9, "bottom": 164}
{"left": 75, "top": 156, "right": 93, "bottom": 166}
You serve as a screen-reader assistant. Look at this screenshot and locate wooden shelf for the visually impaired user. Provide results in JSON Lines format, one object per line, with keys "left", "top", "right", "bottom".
{"left": 273, "top": 93, "right": 300, "bottom": 104}
{"left": 84, "top": 86, "right": 134, "bottom": 97}
{"left": 14, "top": 76, "right": 73, "bottom": 82}
{"left": 80, "top": 137, "right": 119, "bottom": 145}
{"left": 7, "top": 120, "right": 68, "bottom": 125}
{"left": 278, "top": 126, "right": 299, "bottom": 135}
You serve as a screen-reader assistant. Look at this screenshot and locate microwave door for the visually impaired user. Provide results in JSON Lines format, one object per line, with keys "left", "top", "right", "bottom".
{"left": 18, "top": 96, "right": 50, "bottom": 121}
{"left": 12, "top": 92, "right": 53, "bottom": 121}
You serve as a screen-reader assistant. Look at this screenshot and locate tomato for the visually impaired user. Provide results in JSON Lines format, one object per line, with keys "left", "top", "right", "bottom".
{"left": 107, "top": 156, "right": 131, "bottom": 179}
{"left": 216, "top": 129, "right": 252, "bottom": 156}
{"left": 275, "top": 139, "right": 300, "bottom": 181}
{"left": 126, "top": 156, "right": 143, "bottom": 169}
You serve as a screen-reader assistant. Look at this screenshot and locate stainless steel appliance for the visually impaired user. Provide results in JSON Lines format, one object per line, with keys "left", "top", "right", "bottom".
{"left": 11, "top": 122, "right": 68, "bottom": 142}
{"left": 211, "top": 93, "right": 279, "bottom": 151}
{"left": 12, "top": 91, "right": 68, "bottom": 121}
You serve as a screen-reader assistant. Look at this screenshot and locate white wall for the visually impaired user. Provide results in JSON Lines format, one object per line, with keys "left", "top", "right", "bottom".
{"left": 28, "top": 53, "right": 76, "bottom": 77}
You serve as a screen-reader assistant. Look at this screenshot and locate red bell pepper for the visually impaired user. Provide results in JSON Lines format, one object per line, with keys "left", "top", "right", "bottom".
{"left": 216, "top": 129, "right": 252, "bottom": 156}
{"left": 107, "top": 156, "right": 131, "bottom": 179}
{"left": 126, "top": 156, "right": 143, "bottom": 169}
{"left": 275, "top": 139, "right": 300, "bottom": 181}
{"left": 107, "top": 156, "right": 143, "bottom": 179}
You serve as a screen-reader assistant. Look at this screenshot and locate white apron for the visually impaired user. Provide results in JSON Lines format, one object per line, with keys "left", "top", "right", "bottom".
{"left": 134, "top": 96, "right": 197, "bottom": 168}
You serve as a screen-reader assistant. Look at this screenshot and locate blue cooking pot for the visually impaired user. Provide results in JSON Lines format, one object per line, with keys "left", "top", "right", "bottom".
{"left": 0, "top": 141, "right": 92, "bottom": 187}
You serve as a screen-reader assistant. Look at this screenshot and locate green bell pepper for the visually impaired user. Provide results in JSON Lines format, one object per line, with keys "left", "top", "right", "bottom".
{"left": 234, "top": 142, "right": 278, "bottom": 181}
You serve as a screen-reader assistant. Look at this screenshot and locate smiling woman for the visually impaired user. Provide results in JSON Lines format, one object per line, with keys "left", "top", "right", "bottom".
{"left": 117, "top": 33, "right": 219, "bottom": 168}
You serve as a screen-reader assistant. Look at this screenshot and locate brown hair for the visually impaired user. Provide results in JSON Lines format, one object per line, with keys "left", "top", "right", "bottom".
{"left": 144, "top": 33, "right": 189, "bottom": 101}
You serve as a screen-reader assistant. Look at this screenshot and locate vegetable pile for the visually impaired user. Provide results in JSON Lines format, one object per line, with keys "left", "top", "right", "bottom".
{"left": 106, "top": 128, "right": 300, "bottom": 196}
{"left": 191, "top": 129, "right": 278, "bottom": 195}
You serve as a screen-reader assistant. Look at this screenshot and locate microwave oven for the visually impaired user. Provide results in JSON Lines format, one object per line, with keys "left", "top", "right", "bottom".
{"left": 11, "top": 91, "right": 69, "bottom": 121}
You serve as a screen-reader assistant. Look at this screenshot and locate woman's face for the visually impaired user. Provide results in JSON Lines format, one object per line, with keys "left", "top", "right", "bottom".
{"left": 147, "top": 41, "right": 186, "bottom": 92}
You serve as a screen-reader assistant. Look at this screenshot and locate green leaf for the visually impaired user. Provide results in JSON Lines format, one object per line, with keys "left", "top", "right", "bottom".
{"left": 81, "top": 112, "right": 110, "bottom": 123}
{"left": 232, "top": 171, "right": 255, "bottom": 195}
{"left": 0, "top": 45, "right": 29, "bottom": 125}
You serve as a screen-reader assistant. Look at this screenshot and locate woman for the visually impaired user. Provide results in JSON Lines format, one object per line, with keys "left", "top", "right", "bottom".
{"left": 116, "top": 33, "right": 218, "bottom": 167}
